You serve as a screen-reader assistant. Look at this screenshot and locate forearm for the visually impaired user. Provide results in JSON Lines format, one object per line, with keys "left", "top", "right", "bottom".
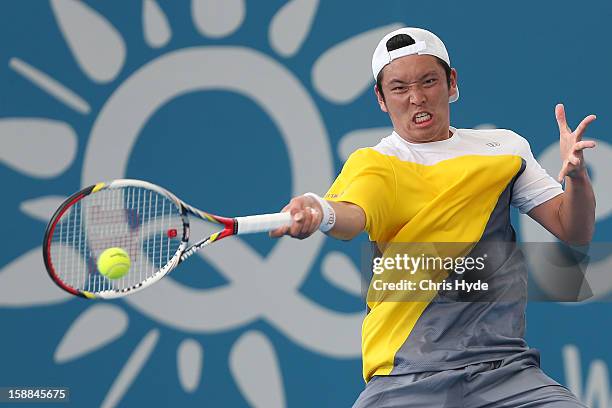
{"left": 269, "top": 195, "right": 366, "bottom": 240}
{"left": 326, "top": 201, "right": 366, "bottom": 241}
{"left": 559, "top": 170, "right": 596, "bottom": 245}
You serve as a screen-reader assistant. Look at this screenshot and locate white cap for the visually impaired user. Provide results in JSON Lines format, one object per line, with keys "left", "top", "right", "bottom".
{"left": 372, "top": 27, "right": 459, "bottom": 103}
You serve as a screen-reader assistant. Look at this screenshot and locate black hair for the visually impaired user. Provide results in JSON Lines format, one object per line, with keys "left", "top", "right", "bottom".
{"left": 376, "top": 34, "right": 451, "bottom": 101}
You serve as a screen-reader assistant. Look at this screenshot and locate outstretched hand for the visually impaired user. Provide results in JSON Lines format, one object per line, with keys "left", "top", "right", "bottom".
{"left": 269, "top": 195, "right": 322, "bottom": 239}
{"left": 555, "top": 103, "right": 597, "bottom": 183}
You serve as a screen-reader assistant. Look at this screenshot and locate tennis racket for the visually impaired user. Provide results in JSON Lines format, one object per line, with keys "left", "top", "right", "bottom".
{"left": 43, "top": 179, "right": 292, "bottom": 299}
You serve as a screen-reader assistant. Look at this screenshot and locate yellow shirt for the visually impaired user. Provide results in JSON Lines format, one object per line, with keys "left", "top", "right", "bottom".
{"left": 325, "top": 128, "right": 563, "bottom": 381}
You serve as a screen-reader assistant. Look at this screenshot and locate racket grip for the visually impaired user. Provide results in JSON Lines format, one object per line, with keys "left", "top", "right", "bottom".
{"left": 235, "top": 212, "right": 292, "bottom": 235}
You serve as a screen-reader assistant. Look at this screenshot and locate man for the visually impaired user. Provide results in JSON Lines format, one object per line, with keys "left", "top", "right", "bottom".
{"left": 271, "top": 27, "right": 596, "bottom": 407}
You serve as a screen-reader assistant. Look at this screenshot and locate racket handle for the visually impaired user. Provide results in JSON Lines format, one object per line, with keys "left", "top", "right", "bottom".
{"left": 235, "top": 212, "right": 292, "bottom": 235}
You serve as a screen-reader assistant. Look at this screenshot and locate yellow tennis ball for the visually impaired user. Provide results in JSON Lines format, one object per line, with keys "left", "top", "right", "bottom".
{"left": 97, "top": 247, "right": 131, "bottom": 279}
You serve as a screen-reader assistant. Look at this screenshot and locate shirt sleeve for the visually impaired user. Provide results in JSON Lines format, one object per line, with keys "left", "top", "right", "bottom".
{"left": 511, "top": 132, "right": 564, "bottom": 214}
{"left": 324, "top": 148, "right": 396, "bottom": 240}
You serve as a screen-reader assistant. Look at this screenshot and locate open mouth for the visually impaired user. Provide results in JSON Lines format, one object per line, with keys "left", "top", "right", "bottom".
{"left": 413, "top": 111, "right": 433, "bottom": 125}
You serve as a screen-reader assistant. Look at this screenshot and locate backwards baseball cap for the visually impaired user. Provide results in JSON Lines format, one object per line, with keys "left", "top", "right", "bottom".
{"left": 372, "top": 27, "right": 459, "bottom": 103}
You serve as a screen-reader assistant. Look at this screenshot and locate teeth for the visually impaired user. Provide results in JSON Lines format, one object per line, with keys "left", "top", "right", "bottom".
{"left": 415, "top": 113, "right": 431, "bottom": 123}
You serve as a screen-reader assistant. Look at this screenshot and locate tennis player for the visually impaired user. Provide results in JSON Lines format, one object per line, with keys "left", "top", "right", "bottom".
{"left": 271, "top": 27, "right": 596, "bottom": 407}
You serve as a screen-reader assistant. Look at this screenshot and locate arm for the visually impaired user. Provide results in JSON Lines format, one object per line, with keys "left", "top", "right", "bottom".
{"left": 269, "top": 195, "right": 365, "bottom": 241}
{"left": 527, "top": 104, "right": 596, "bottom": 245}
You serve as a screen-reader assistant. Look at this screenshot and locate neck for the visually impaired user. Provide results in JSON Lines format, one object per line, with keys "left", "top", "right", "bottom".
{"left": 395, "top": 128, "right": 453, "bottom": 144}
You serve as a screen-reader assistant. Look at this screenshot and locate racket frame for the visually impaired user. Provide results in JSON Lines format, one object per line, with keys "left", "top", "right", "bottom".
{"left": 43, "top": 179, "right": 290, "bottom": 299}
{"left": 43, "top": 180, "right": 200, "bottom": 299}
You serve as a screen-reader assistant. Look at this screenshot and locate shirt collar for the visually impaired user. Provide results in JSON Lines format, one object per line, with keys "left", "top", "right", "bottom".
{"left": 391, "top": 127, "right": 460, "bottom": 151}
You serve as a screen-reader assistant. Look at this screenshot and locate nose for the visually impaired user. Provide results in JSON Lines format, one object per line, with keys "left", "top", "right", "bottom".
{"left": 409, "top": 87, "right": 426, "bottom": 105}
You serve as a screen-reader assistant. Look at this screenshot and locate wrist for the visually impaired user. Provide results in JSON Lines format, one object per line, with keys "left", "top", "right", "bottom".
{"left": 566, "top": 167, "right": 590, "bottom": 182}
{"left": 303, "top": 193, "right": 336, "bottom": 232}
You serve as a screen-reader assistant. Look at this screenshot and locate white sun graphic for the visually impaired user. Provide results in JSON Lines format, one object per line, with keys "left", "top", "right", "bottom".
{"left": 0, "top": 1, "right": 407, "bottom": 406}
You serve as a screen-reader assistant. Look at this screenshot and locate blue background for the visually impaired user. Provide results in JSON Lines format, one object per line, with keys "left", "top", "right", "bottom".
{"left": 0, "top": 1, "right": 610, "bottom": 407}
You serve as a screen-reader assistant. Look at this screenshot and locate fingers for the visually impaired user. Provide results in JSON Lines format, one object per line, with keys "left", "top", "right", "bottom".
{"left": 555, "top": 103, "right": 569, "bottom": 133}
{"left": 557, "top": 161, "right": 570, "bottom": 183}
{"left": 558, "top": 153, "right": 583, "bottom": 182}
{"left": 269, "top": 197, "right": 322, "bottom": 239}
{"left": 573, "top": 140, "right": 597, "bottom": 152}
{"left": 269, "top": 204, "right": 291, "bottom": 238}
{"left": 269, "top": 225, "right": 289, "bottom": 238}
{"left": 304, "top": 207, "right": 321, "bottom": 235}
{"left": 553, "top": 104, "right": 596, "bottom": 183}
{"left": 558, "top": 161, "right": 584, "bottom": 182}
{"left": 294, "top": 208, "right": 314, "bottom": 237}
{"left": 556, "top": 103, "right": 597, "bottom": 141}
{"left": 288, "top": 209, "right": 305, "bottom": 236}
{"left": 289, "top": 206, "right": 321, "bottom": 239}
{"left": 569, "top": 155, "right": 581, "bottom": 166}
{"left": 556, "top": 140, "right": 596, "bottom": 182}
{"left": 574, "top": 114, "right": 597, "bottom": 141}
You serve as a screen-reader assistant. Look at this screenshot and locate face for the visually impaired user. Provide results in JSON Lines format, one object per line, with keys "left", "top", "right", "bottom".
{"left": 375, "top": 55, "right": 457, "bottom": 143}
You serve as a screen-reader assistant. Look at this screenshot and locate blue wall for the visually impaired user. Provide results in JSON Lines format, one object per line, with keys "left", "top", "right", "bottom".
{"left": 0, "top": 1, "right": 610, "bottom": 407}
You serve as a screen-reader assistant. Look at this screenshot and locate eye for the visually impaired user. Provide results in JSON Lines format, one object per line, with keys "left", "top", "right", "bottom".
{"left": 424, "top": 78, "right": 438, "bottom": 86}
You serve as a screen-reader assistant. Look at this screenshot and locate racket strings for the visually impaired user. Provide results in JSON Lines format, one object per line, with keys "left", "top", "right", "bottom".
{"left": 49, "top": 186, "right": 184, "bottom": 293}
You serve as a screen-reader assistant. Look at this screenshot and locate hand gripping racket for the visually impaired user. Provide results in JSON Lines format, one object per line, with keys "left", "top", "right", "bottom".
{"left": 43, "top": 179, "right": 292, "bottom": 299}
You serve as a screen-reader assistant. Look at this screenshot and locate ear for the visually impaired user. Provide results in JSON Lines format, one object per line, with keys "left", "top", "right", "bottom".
{"left": 374, "top": 85, "right": 388, "bottom": 113}
{"left": 449, "top": 68, "right": 458, "bottom": 99}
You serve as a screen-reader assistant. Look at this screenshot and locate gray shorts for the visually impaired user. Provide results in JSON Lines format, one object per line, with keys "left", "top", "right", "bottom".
{"left": 352, "top": 352, "right": 587, "bottom": 408}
